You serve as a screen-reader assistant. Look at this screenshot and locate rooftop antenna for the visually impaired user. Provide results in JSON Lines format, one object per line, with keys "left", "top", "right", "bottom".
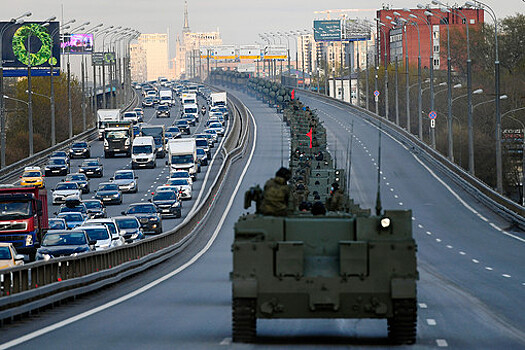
{"left": 375, "top": 119, "right": 383, "bottom": 216}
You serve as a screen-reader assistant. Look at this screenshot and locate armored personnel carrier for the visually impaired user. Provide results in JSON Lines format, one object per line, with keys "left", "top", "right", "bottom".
{"left": 231, "top": 89, "right": 418, "bottom": 344}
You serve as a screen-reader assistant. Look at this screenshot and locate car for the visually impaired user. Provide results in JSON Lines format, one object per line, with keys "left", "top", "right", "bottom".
{"left": 94, "top": 182, "right": 122, "bottom": 205}
{"left": 83, "top": 199, "right": 107, "bottom": 218}
{"left": 196, "top": 148, "right": 208, "bottom": 166}
{"left": 203, "top": 129, "right": 219, "bottom": 142}
{"left": 113, "top": 216, "right": 144, "bottom": 243}
{"left": 181, "top": 113, "right": 196, "bottom": 126}
{"left": 79, "top": 158, "right": 103, "bottom": 178}
{"left": 50, "top": 151, "right": 70, "bottom": 166}
{"left": 35, "top": 230, "right": 93, "bottom": 260}
{"left": 165, "top": 178, "right": 192, "bottom": 199}
{"left": 133, "top": 108, "right": 144, "bottom": 122}
{"left": 69, "top": 141, "right": 91, "bottom": 158}
{"left": 156, "top": 104, "right": 170, "bottom": 118}
{"left": 122, "top": 111, "right": 139, "bottom": 124}
{"left": 169, "top": 170, "right": 193, "bottom": 186}
{"left": 206, "top": 116, "right": 221, "bottom": 126}
{"left": 75, "top": 225, "right": 121, "bottom": 251}
{"left": 52, "top": 182, "right": 81, "bottom": 205}
{"left": 207, "top": 122, "right": 225, "bottom": 136}
{"left": 44, "top": 157, "right": 70, "bottom": 176}
{"left": 84, "top": 218, "right": 122, "bottom": 243}
{"left": 150, "top": 190, "right": 182, "bottom": 218}
{"left": 165, "top": 126, "right": 182, "bottom": 140}
{"left": 0, "top": 243, "right": 24, "bottom": 269}
{"left": 122, "top": 203, "right": 162, "bottom": 234}
{"left": 132, "top": 125, "right": 141, "bottom": 137}
{"left": 175, "top": 120, "right": 190, "bottom": 135}
{"left": 57, "top": 201, "right": 88, "bottom": 216}
{"left": 110, "top": 169, "right": 138, "bottom": 193}
{"left": 64, "top": 173, "right": 90, "bottom": 193}
{"left": 57, "top": 212, "right": 87, "bottom": 229}
{"left": 217, "top": 106, "right": 229, "bottom": 120}
{"left": 195, "top": 138, "right": 210, "bottom": 158}
{"left": 48, "top": 218, "right": 67, "bottom": 231}
{"left": 152, "top": 97, "right": 160, "bottom": 105}
{"left": 20, "top": 166, "right": 45, "bottom": 188}
{"left": 142, "top": 97, "right": 154, "bottom": 108}
{"left": 194, "top": 133, "right": 215, "bottom": 147}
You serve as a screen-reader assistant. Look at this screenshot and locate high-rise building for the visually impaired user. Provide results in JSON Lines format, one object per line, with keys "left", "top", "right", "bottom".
{"left": 130, "top": 33, "right": 170, "bottom": 82}
{"left": 175, "top": 1, "right": 222, "bottom": 79}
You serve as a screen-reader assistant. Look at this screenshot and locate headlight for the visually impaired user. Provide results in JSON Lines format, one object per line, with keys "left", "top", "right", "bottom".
{"left": 125, "top": 139, "right": 131, "bottom": 146}
{"left": 43, "top": 254, "right": 51, "bottom": 261}
{"left": 113, "top": 194, "right": 119, "bottom": 198}
{"left": 130, "top": 233, "right": 139, "bottom": 239}
{"left": 380, "top": 217, "right": 391, "bottom": 228}
{"left": 172, "top": 202, "right": 180, "bottom": 207}
{"left": 44, "top": 167, "right": 50, "bottom": 170}
{"left": 25, "top": 235, "right": 33, "bottom": 246}
{"left": 104, "top": 140, "right": 108, "bottom": 146}
{"left": 149, "top": 217, "right": 159, "bottom": 221}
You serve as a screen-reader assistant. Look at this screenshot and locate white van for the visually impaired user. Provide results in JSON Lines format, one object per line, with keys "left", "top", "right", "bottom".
{"left": 131, "top": 136, "right": 156, "bottom": 169}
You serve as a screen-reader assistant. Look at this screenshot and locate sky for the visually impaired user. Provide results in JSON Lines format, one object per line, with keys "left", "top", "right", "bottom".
{"left": 7, "top": 0, "right": 524, "bottom": 58}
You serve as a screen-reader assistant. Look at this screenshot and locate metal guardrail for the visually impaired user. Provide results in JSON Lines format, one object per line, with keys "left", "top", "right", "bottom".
{"left": 299, "top": 89, "right": 525, "bottom": 227}
{"left": 0, "top": 89, "right": 139, "bottom": 185}
{"left": 0, "top": 92, "right": 251, "bottom": 322}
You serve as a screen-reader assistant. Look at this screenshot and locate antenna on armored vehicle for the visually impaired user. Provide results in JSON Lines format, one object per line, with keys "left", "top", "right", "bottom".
{"left": 375, "top": 119, "right": 383, "bottom": 216}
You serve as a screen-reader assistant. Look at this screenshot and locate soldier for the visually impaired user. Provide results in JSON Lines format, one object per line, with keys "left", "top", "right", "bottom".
{"left": 259, "top": 167, "right": 293, "bottom": 216}
{"left": 326, "top": 182, "right": 345, "bottom": 212}
{"left": 311, "top": 194, "right": 326, "bottom": 215}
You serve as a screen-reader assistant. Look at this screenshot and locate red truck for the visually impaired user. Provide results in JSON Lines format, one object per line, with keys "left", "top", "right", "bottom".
{"left": 0, "top": 186, "right": 48, "bottom": 260}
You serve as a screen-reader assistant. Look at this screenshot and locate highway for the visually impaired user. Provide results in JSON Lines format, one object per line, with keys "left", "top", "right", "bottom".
{"left": 0, "top": 89, "right": 524, "bottom": 349}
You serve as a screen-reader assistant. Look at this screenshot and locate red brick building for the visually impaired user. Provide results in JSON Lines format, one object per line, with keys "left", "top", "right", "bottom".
{"left": 376, "top": 7, "right": 484, "bottom": 71}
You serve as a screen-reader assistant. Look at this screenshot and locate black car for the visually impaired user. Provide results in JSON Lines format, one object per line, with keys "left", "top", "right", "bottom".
{"left": 79, "top": 159, "right": 103, "bottom": 178}
{"left": 44, "top": 157, "right": 70, "bottom": 176}
{"left": 50, "top": 151, "right": 70, "bottom": 166}
{"left": 181, "top": 113, "right": 196, "bottom": 126}
{"left": 142, "top": 97, "right": 154, "bottom": 108}
{"left": 175, "top": 120, "right": 190, "bottom": 135}
{"left": 35, "top": 230, "right": 93, "bottom": 260}
{"left": 156, "top": 104, "right": 170, "bottom": 118}
{"left": 83, "top": 199, "right": 107, "bottom": 218}
{"left": 150, "top": 191, "right": 182, "bottom": 218}
{"left": 122, "top": 203, "right": 162, "bottom": 234}
{"left": 94, "top": 182, "right": 122, "bottom": 205}
{"left": 64, "top": 173, "right": 90, "bottom": 193}
{"left": 165, "top": 126, "right": 182, "bottom": 140}
{"left": 113, "top": 216, "right": 144, "bottom": 243}
{"left": 69, "top": 141, "right": 91, "bottom": 158}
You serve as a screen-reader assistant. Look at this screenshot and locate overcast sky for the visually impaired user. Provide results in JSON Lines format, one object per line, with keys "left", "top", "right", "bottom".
{"left": 8, "top": 0, "right": 524, "bottom": 57}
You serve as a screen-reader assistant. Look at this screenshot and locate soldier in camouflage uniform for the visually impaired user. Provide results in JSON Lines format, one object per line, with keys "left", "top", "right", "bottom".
{"left": 326, "top": 182, "right": 345, "bottom": 212}
{"left": 260, "top": 167, "right": 293, "bottom": 216}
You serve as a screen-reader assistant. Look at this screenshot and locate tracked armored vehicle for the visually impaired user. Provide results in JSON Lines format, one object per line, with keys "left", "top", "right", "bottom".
{"left": 228, "top": 79, "right": 418, "bottom": 344}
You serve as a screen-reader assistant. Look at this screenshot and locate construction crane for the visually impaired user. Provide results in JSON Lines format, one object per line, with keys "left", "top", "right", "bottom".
{"left": 314, "top": 9, "right": 376, "bottom": 19}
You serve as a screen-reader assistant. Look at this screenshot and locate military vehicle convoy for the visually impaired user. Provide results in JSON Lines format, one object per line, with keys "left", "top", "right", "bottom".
{"left": 209, "top": 70, "right": 418, "bottom": 345}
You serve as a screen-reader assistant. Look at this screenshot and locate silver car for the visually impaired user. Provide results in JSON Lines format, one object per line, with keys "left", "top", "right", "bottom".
{"left": 110, "top": 170, "right": 138, "bottom": 193}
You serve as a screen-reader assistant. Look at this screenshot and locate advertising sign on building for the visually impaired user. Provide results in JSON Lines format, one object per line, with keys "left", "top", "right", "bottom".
{"left": 0, "top": 21, "right": 60, "bottom": 76}
{"left": 61, "top": 33, "right": 94, "bottom": 54}
{"left": 313, "top": 20, "right": 342, "bottom": 41}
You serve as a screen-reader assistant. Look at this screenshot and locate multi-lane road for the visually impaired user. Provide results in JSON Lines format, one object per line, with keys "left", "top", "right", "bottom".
{"left": 0, "top": 89, "right": 524, "bottom": 349}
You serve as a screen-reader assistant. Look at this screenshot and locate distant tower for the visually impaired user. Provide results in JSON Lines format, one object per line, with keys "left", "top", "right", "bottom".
{"left": 183, "top": 0, "right": 190, "bottom": 34}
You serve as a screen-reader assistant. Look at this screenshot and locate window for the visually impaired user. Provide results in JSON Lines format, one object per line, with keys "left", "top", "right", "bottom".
{"left": 433, "top": 58, "right": 440, "bottom": 67}
{"left": 434, "top": 45, "right": 440, "bottom": 52}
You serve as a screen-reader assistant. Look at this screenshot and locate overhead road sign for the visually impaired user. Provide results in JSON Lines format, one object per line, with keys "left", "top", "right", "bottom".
{"left": 314, "top": 20, "right": 341, "bottom": 41}
{"left": 264, "top": 45, "right": 287, "bottom": 60}
{"left": 239, "top": 45, "right": 261, "bottom": 60}
{"left": 91, "top": 52, "right": 115, "bottom": 66}
{"left": 212, "top": 45, "right": 236, "bottom": 60}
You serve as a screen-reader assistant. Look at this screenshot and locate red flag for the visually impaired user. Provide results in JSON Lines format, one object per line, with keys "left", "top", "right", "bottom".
{"left": 306, "top": 128, "right": 313, "bottom": 149}
{"left": 291, "top": 89, "right": 295, "bottom": 100}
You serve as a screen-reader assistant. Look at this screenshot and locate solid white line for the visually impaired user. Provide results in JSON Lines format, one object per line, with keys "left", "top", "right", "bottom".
{"left": 0, "top": 103, "right": 258, "bottom": 350}
{"left": 436, "top": 339, "right": 449, "bottom": 347}
{"left": 426, "top": 319, "right": 437, "bottom": 326}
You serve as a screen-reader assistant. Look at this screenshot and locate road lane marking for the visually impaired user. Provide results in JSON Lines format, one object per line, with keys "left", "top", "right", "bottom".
{"left": 460, "top": 251, "right": 466, "bottom": 255}
{"left": 0, "top": 95, "right": 258, "bottom": 350}
{"left": 472, "top": 259, "right": 479, "bottom": 264}
{"left": 502, "top": 274, "right": 511, "bottom": 278}
{"left": 426, "top": 319, "right": 437, "bottom": 326}
{"left": 485, "top": 267, "right": 493, "bottom": 271}
{"left": 436, "top": 339, "right": 448, "bottom": 347}
{"left": 419, "top": 303, "right": 428, "bottom": 309}
{"left": 219, "top": 338, "right": 232, "bottom": 346}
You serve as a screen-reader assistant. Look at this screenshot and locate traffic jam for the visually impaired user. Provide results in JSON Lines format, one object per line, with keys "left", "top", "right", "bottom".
{"left": 0, "top": 80, "right": 229, "bottom": 264}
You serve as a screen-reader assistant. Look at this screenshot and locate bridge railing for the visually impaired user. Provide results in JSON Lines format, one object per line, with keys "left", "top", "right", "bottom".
{"left": 0, "top": 90, "right": 251, "bottom": 322}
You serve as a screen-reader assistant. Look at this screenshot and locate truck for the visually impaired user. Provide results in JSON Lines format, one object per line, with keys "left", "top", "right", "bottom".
{"left": 181, "top": 93, "right": 197, "bottom": 106}
{"left": 97, "top": 109, "right": 121, "bottom": 140}
{"left": 211, "top": 92, "right": 227, "bottom": 107}
{"left": 159, "top": 89, "right": 174, "bottom": 106}
{"left": 167, "top": 138, "right": 197, "bottom": 180}
{"left": 104, "top": 120, "right": 134, "bottom": 158}
{"left": 0, "top": 186, "right": 48, "bottom": 260}
{"left": 140, "top": 124, "right": 166, "bottom": 158}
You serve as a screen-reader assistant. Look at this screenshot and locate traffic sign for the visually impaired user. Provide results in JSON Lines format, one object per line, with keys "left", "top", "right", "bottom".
{"left": 429, "top": 110, "right": 437, "bottom": 120}
{"left": 375, "top": 96, "right": 379, "bottom": 102}
{"left": 430, "top": 119, "right": 436, "bottom": 128}
{"left": 374, "top": 90, "right": 380, "bottom": 97}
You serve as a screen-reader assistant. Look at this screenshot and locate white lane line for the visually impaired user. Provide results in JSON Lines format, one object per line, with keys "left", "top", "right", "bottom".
{"left": 419, "top": 303, "right": 428, "bottom": 309}
{"left": 436, "top": 339, "right": 449, "bottom": 347}
{"left": 460, "top": 251, "right": 466, "bottom": 255}
{"left": 446, "top": 245, "right": 453, "bottom": 249}
{"left": 399, "top": 202, "right": 403, "bottom": 206}
{"left": 472, "top": 259, "right": 480, "bottom": 264}
{"left": 426, "top": 231, "right": 432, "bottom": 235}
{"left": 426, "top": 319, "right": 437, "bottom": 326}
{"left": 502, "top": 274, "right": 511, "bottom": 278}
{"left": 0, "top": 99, "right": 259, "bottom": 350}
{"left": 436, "top": 238, "right": 441, "bottom": 243}
{"left": 394, "top": 195, "right": 399, "bottom": 199}
{"left": 485, "top": 267, "right": 493, "bottom": 271}
{"left": 417, "top": 224, "right": 423, "bottom": 229}
{"left": 219, "top": 338, "right": 232, "bottom": 346}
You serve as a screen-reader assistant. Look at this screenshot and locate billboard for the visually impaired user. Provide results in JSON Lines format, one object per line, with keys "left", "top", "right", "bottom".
{"left": 61, "top": 33, "right": 94, "bottom": 54}
{"left": 212, "top": 45, "right": 236, "bottom": 60}
{"left": 0, "top": 22, "right": 60, "bottom": 75}
{"left": 314, "top": 20, "right": 342, "bottom": 41}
